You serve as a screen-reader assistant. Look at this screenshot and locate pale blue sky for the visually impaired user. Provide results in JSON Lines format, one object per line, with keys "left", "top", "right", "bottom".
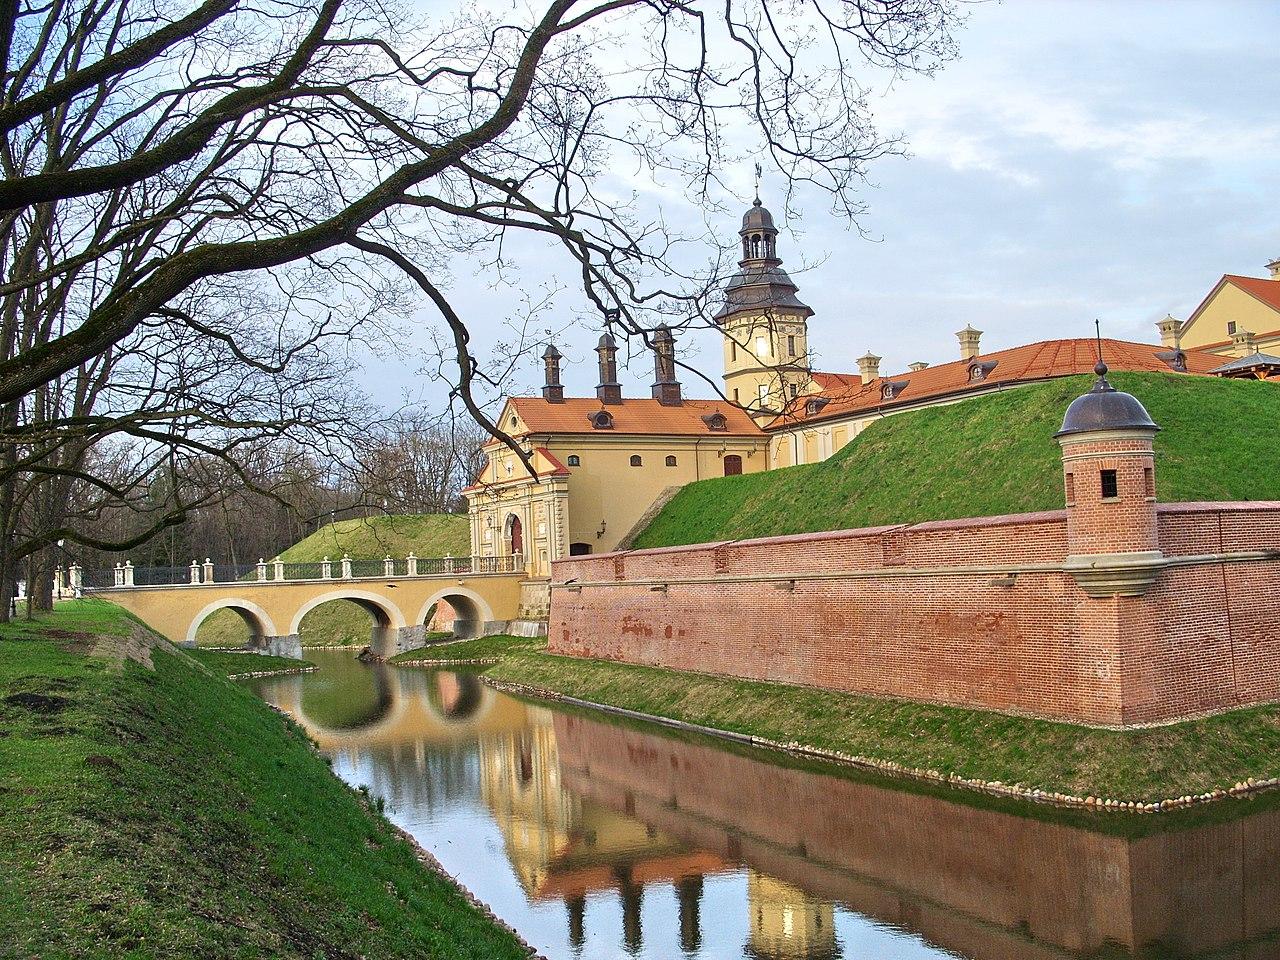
{"left": 362, "top": 0, "right": 1280, "bottom": 409}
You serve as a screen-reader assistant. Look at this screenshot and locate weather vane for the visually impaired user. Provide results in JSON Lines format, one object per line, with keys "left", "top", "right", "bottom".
{"left": 753, "top": 162, "right": 762, "bottom": 204}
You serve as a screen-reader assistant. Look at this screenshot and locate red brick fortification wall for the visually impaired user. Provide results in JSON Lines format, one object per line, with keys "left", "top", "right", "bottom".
{"left": 549, "top": 503, "right": 1280, "bottom": 726}
{"left": 552, "top": 712, "right": 1280, "bottom": 960}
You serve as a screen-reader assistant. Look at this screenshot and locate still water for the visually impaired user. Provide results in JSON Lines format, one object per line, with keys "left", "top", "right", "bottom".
{"left": 251, "top": 650, "right": 1280, "bottom": 960}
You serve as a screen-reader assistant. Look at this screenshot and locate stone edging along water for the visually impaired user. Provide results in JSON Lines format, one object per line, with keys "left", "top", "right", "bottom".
{"left": 473, "top": 677, "right": 1280, "bottom": 815}
{"left": 393, "top": 657, "right": 501, "bottom": 667}
{"left": 225, "top": 665, "right": 318, "bottom": 680}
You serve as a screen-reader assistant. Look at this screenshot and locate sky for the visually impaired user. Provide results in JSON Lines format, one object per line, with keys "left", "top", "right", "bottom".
{"left": 360, "top": 0, "right": 1280, "bottom": 408}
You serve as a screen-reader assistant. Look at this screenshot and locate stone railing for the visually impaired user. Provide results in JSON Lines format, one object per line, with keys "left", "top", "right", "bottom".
{"left": 83, "top": 553, "right": 525, "bottom": 589}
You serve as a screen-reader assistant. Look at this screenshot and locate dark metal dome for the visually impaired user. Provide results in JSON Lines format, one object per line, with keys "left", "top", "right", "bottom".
{"left": 596, "top": 332, "right": 616, "bottom": 351}
{"left": 1055, "top": 362, "right": 1159, "bottom": 437}
{"left": 741, "top": 198, "right": 776, "bottom": 233}
{"left": 542, "top": 342, "right": 562, "bottom": 360}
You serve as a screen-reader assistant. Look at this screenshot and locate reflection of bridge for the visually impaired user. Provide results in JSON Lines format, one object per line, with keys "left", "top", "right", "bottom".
{"left": 89, "top": 556, "right": 524, "bottom": 657}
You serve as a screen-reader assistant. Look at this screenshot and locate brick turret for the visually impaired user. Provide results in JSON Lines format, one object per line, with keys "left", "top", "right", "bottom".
{"left": 1055, "top": 360, "right": 1166, "bottom": 596}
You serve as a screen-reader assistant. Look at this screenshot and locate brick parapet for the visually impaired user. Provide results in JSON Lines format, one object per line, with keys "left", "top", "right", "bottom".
{"left": 550, "top": 502, "right": 1280, "bottom": 726}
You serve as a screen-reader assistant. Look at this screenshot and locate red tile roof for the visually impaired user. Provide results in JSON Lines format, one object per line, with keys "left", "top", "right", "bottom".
{"left": 506, "top": 397, "right": 763, "bottom": 437}
{"left": 767, "top": 338, "right": 1222, "bottom": 430}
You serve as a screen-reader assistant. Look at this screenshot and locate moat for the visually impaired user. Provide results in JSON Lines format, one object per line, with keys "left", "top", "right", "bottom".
{"left": 250, "top": 650, "right": 1280, "bottom": 959}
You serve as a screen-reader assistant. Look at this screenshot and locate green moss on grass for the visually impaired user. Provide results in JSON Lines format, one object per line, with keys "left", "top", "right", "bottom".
{"left": 634, "top": 373, "right": 1280, "bottom": 548}
{"left": 393, "top": 634, "right": 1280, "bottom": 804}
{"left": 0, "top": 600, "right": 527, "bottom": 959}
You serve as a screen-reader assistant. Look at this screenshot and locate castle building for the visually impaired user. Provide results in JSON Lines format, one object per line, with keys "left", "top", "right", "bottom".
{"left": 1159, "top": 258, "right": 1280, "bottom": 379}
{"left": 466, "top": 197, "right": 1235, "bottom": 576}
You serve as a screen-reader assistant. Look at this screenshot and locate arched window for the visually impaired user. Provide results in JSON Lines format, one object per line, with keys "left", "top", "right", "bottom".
{"left": 665, "top": 455, "right": 677, "bottom": 467}
{"left": 629, "top": 455, "right": 642, "bottom": 467}
{"left": 566, "top": 455, "right": 580, "bottom": 466}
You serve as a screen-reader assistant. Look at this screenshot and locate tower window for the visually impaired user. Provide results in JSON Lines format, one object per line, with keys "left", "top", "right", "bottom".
{"left": 757, "top": 383, "right": 769, "bottom": 405}
{"left": 755, "top": 336, "right": 769, "bottom": 357}
{"left": 629, "top": 455, "right": 642, "bottom": 467}
{"left": 1100, "top": 469, "right": 1119, "bottom": 499}
{"left": 1144, "top": 467, "right": 1154, "bottom": 498}
{"left": 730, "top": 341, "right": 737, "bottom": 362}
{"left": 665, "top": 455, "right": 677, "bottom": 467}
{"left": 1228, "top": 321, "right": 1237, "bottom": 335}
{"left": 787, "top": 335, "right": 796, "bottom": 357}
{"left": 566, "top": 455, "right": 580, "bottom": 466}
{"left": 790, "top": 383, "right": 798, "bottom": 398}
{"left": 1065, "top": 472, "right": 1075, "bottom": 505}
{"left": 733, "top": 388, "right": 740, "bottom": 404}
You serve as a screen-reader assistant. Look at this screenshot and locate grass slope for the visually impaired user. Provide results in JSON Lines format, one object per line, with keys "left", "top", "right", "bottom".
{"left": 392, "top": 634, "right": 1280, "bottom": 803}
{"left": 0, "top": 599, "right": 526, "bottom": 959}
{"left": 634, "top": 372, "right": 1280, "bottom": 548}
{"left": 197, "top": 514, "right": 468, "bottom": 648}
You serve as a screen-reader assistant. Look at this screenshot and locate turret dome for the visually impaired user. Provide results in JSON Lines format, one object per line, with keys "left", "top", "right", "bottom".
{"left": 1055, "top": 362, "right": 1159, "bottom": 437}
{"left": 741, "top": 198, "right": 777, "bottom": 234}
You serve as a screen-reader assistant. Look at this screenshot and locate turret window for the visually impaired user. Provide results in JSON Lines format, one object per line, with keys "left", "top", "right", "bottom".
{"left": 1100, "top": 469, "right": 1119, "bottom": 499}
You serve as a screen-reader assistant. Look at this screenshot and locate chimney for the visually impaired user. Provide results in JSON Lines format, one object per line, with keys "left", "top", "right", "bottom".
{"left": 1267, "top": 257, "right": 1280, "bottom": 280}
{"left": 650, "top": 324, "right": 682, "bottom": 406}
{"left": 1155, "top": 314, "right": 1181, "bottom": 349}
{"left": 857, "top": 351, "right": 881, "bottom": 385}
{"left": 1231, "top": 327, "right": 1257, "bottom": 357}
{"left": 595, "top": 333, "right": 622, "bottom": 404}
{"left": 956, "top": 325, "right": 982, "bottom": 361}
{"left": 908, "top": 361, "right": 929, "bottom": 373}
{"left": 541, "top": 343, "right": 564, "bottom": 402}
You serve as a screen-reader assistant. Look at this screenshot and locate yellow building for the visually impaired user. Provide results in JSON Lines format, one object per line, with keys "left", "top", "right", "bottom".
{"left": 1159, "top": 259, "right": 1280, "bottom": 378}
{"left": 465, "top": 333, "right": 766, "bottom": 576}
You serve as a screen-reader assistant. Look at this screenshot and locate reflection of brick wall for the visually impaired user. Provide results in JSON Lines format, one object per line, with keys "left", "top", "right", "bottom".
{"left": 550, "top": 504, "right": 1280, "bottom": 726}
{"left": 552, "top": 712, "right": 1280, "bottom": 959}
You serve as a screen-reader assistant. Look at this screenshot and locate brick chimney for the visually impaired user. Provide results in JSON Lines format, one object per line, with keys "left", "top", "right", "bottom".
{"left": 1155, "top": 314, "right": 1181, "bottom": 349}
{"left": 650, "top": 324, "right": 682, "bottom": 406}
{"left": 856, "top": 351, "right": 881, "bottom": 385}
{"left": 908, "top": 361, "right": 929, "bottom": 372}
{"left": 541, "top": 343, "right": 564, "bottom": 402}
{"left": 956, "top": 325, "right": 982, "bottom": 361}
{"left": 1267, "top": 257, "right": 1280, "bottom": 280}
{"left": 596, "top": 333, "right": 622, "bottom": 405}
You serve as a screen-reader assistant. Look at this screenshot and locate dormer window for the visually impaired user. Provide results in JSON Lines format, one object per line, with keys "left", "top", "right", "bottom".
{"left": 588, "top": 410, "right": 614, "bottom": 430}
{"left": 804, "top": 397, "right": 829, "bottom": 417}
{"left": 880, "top": 379, "right": 909, "bottom": 401}
{"left": 968, "top": 359, "right": 998, "bottom": 383}
{"left": 701, "top": 413, "right": 728, "bottom": 431}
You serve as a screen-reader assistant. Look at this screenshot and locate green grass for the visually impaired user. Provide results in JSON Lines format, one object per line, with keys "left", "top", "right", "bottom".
{"left": 634, "top": 372, "right": 1280, "bottom": 548}
{"left": 196, "top": 514, "right": 468, "bottom": 648}
{"left": 392, "top": 633, "right": 1280, "bottom": 803}
{"left": 184, "top": 647, "right": 315, "bottom": 677}
{"left": 0, "top": 599, "right": 528, "bottom": 959}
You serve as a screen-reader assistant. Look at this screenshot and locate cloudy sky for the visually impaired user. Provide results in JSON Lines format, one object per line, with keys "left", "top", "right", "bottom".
{"left": 362, "top": 0, "right": 1280, "bottom": 407}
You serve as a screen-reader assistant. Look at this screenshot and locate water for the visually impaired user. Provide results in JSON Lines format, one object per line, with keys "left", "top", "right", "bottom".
{"left": 250, "top": 649, "right": 1280, "bottom": 960}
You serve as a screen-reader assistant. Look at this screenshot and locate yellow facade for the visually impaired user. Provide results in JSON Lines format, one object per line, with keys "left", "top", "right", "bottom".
{"left": 468, "top": 399, "right": 767, "bottom": 576}
{"left": 721, "top": 310, "right": 816, "bottom": 416}
{"left": 1172, "top": 270, "right": 1280, "bottom": 356}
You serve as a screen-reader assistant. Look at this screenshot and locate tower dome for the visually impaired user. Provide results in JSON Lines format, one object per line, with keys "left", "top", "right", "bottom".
{"left": 741, "top": 198, "right": 777, "bottom": 233}
{"left": 715, "top": 196, "right": 812, "bottom": 324}
{"left": 1055, "top": 361, "right": 1159, "bottom": 438}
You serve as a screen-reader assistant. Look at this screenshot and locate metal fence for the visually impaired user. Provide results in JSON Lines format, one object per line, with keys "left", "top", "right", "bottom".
{"left": 81, "top": 554, "right": 524, "bottom": 590}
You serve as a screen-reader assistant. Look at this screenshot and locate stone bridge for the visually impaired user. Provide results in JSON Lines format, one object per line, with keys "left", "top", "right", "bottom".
{"left": 84, "top": 555, "right": 525, "bottom": 658}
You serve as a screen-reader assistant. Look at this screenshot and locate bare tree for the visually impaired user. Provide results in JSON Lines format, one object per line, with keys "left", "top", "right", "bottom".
{"left": 1, "top": 0, "right": 961, "bottom": 614}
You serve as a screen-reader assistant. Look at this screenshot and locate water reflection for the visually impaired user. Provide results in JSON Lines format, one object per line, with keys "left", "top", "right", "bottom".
{"left": 252, "top": 651, "right": 1280, "bottom": 960}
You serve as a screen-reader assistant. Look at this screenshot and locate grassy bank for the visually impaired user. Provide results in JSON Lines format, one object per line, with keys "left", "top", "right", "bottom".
{"left": 0, "top": 600, "right": 528, "bottom": 958}
{"left": 196, "top": 513, "right": 468, "bottom": 648}
{"left": 634, "top": 372, "right": 1280, "bottom": 548}
{"left": 392, "top": 634, "right": 1280, "bottom": 804}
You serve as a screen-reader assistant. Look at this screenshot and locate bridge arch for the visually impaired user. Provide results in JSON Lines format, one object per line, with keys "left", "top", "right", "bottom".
{"left": 415, "top": 586, "right": 494, "bottom": 638}
{"left": 186, "top": 598, "right": 279, "bottom": 645}
{"left": 287, "top": 589, "right": 407, "bottom": 635}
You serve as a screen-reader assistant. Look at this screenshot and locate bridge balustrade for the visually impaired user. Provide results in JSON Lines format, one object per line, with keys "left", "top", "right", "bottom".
{"left": 81, "top": 554, "right": 525, "bottom": 590}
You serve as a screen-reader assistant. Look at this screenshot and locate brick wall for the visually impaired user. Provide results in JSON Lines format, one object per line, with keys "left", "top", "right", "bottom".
{"left": 549, "top": 503, "right": 1280, "bottom": 726}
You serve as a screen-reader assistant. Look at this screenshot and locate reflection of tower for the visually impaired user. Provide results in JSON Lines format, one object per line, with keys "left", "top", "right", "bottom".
{"left": 677, "top": 874, "right": 703, "bottom": 954}
{"left": 565, "top": 894, "right": 585, "bottom": 950}
{"left": 746, "top": 871, "right": 840, "bottom": 960}
{"left": 615, "top": 865, "right": 644, "bottom": 954}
